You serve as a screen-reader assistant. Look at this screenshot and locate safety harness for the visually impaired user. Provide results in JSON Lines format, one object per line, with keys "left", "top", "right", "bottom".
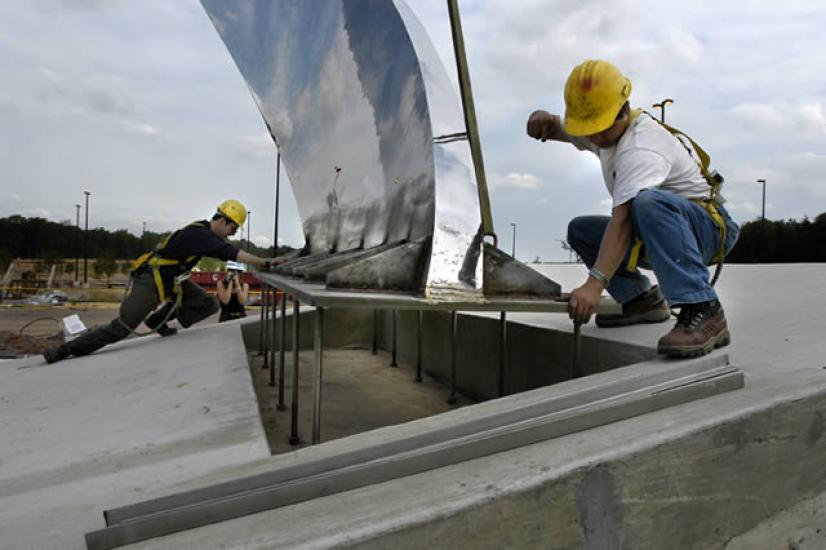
{"left": 625, "top": 109, "right": 728, "bottom": 286}
{"left": 121, "top": 221, "right": 202, "bottom": 336}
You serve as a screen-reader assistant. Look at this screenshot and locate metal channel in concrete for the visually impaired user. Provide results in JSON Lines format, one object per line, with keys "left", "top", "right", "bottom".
{"left": 84, "top": 355, "right": 742, "bottom": 549}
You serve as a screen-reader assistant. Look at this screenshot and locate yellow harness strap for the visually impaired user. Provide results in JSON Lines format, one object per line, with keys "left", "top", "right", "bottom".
{"left": 626, "top": 239, "right": 644, "bottom": 273}
{"left": 624, "top": 112, "right": 727, "bottom": 282}
{"left": 691, "top": 199, "right": 727, "bottom": 264}
{"left": 130, "top": 221, "right": 201, "bottom": 302}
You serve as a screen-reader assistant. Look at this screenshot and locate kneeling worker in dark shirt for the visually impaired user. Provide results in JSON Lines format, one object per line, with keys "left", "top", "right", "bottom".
{"left": 44, "top": 199, "right": 278, "bottom": 364}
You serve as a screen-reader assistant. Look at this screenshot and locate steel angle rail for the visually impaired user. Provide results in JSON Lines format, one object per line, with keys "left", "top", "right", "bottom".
{"left": 102, "top": 353, "right": 728, "bottom": 526}
{"left": 254, "top": 270, "right": 619, "bottom": 314}
{"left": 85, "top": 360, "right": 742, "bottom": 550}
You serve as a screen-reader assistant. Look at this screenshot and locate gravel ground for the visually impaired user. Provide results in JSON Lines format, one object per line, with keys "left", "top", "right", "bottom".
{"left": 0, "top": 304, "right": 120, "bottom": 356}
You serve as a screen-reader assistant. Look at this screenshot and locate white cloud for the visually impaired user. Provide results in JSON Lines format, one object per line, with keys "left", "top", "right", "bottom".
{"left": 490, "top": 172, "right": 542, "bottom": 190}
{"left": 731, "top": 103, "right": 787, "bottom": 131}
{"left": 232, "top": 133, "right": 275, "bottom": 159}
{"left": 800, "top": 103, "right": 826, "bottom": 134}
{"left": 731, "top": 102, "right": 826, "bottom": 136}
{"left": 667, "top": 28, "right": 702, "bottom": 64}
{"left": 82, "top": 73, "right": 138, "bottom": 117}
{"left": 123, "top": 120, "right": 159, "bottom": 137}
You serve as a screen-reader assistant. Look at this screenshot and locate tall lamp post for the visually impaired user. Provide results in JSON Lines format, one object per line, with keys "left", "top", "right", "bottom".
{"left": 74, "top": 204, "right": 81, "bottom": 283}
{"left": 83, "top": 191, "right": 90, "bottom": 285}
{"left": 757, "top": 179, "right": 767, "bottom": 221}
{"left": 653, "top": 98, "right": 674, "bottom": 123}
{"left": 510, "top": 222, "right": 517, "bottom": 259}
{"left": 246, "top": 210, "right": 252, "bottom": 251}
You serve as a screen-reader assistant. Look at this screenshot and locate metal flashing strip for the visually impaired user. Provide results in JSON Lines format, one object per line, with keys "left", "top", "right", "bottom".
{"left": 85, "top": 355, "right": 743, "bottom": 550}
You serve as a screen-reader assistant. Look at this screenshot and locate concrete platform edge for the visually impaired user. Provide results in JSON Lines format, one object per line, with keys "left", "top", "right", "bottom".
{"left": 328, "top": 384, "right": 826, "bottom": 550}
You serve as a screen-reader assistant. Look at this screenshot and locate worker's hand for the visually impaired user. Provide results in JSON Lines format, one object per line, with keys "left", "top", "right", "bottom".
{"left": 526, "top": 110, "right": 560, "bottom": 142}
{"left": 270, "top": 257, "right": 287, "bottom": 266}
{"left": 568, "top": 280, "right": 602, "bottom": 324}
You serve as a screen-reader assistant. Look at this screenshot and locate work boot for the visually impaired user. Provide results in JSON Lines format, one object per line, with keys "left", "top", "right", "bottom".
{"left": 657, "top": 300, "right": 730, "bottom": 358}
{"left": 43, "top": 343, "right": 70, "bottom": 364}
{"left": 144, "top": 303, "right": 178, "bottom": 337}
{"left": 595, "top": 285, "right": 671, "bottom": 328}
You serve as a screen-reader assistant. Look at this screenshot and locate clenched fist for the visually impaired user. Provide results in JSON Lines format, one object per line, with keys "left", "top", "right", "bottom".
{"left": 526, "top": 110, "right": 561, "bottom": 142}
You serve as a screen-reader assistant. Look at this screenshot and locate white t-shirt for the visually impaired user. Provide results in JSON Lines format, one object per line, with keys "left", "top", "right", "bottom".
{"left": 569, "top": 113, "right": 709, "bottom": 208}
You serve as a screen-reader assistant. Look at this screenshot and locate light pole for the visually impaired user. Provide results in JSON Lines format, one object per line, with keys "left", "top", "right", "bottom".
{"left": 510, "top": 222, "right": 516, "bottom": 259}
{"left": 652, "top": 98, "right": 674, "bottom": 123}
{"left": 247, "top": 210, "right": 252, "bottom": 251}
{"left": 74, "top": 204, "right": 81, "bottom": 283}
{"left": 757, "top": 179, "right": 767, "bottom": 221}
{"left": 83, "top": 191, "right": 90, "bottom": 285}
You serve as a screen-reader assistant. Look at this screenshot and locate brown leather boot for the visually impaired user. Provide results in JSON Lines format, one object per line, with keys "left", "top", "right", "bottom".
{"left": 657, "top": 300, "right": 731, "bottom": 358}
{"left": 596, "top": 285, "right": 671, "bottom": 328}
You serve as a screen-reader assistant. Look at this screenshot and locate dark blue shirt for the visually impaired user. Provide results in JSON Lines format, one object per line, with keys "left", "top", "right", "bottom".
{"left": 157, "top": 220, "right": 239, "bottom": 273}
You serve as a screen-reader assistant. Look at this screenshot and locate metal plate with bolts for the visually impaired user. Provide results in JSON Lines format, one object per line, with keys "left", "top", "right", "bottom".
{"left": 85, "top": 354, "right": 743, "bottom": 550}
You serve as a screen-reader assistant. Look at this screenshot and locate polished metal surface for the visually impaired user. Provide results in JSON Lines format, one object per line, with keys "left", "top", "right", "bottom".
{"left": 200, "top": 0, "right": 484, "bottom": 300}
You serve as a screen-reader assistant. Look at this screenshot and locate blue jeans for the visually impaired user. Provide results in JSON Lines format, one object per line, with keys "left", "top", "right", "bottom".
{"left": 567, "top": 188, "right": 740, "bottom": 306}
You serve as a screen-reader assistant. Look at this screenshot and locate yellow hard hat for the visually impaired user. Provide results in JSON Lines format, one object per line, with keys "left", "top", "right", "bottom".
{"left": 216, "top": 199, "right": 248, "bottom": 226}
{"left": 563, "top": 60, "right": 632, "bottom": 137}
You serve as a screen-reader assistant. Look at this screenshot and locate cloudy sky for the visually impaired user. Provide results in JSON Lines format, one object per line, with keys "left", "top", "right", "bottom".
{"left": 1, "top": 1, "right": 824, "bottom": 262}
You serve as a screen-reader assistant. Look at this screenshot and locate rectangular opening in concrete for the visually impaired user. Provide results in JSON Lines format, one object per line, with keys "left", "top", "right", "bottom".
{"left": 239, "top": 306, "right": 656, "bottom": 455}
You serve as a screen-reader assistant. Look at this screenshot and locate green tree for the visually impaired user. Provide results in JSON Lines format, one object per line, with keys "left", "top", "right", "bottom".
{"left": 94, "top": 257, "right": 118, "bottom": 286}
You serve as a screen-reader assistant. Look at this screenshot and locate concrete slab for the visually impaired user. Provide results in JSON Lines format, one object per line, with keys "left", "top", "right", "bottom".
{"left": 115, "top": 264, "right": 826, "bottom": 549}
{"left": 0, "top": 322, "right": 270, "bottom": 550}
{"left": 3, "top": 264, "right": 825, "bottom": 549}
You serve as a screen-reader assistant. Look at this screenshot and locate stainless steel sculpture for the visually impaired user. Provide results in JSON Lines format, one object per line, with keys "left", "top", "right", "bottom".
{"left": 201, "top": 0, "right": 558, "bottom": 301}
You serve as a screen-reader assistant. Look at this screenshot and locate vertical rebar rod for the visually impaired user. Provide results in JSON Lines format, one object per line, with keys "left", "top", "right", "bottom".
{"left": 289, "top": 299, "right": 301, "bottom": 445}
{"left": 499, "top": 311, "right": 507, "bottom": 397}
{"left": 371, "top": 309, "right": 378, "bottom": 355}
{"left": 268, "top": 288, "right": 278, "bottom": 386}
{"left": 311, "top": 307, "right": 324, "bottom": 445}
{"left": 448, "top": 311, "right": 458, "bottom": 405}
{"left": 277, "top": 293, "right": 287, "bottom": 411}
{"left": 261, "top": 284, "right": 270, "bottom": 368}
{"left": 572, "top": 321, "right": 583, "bottom": 379}
{"left": 416, "top": 310, "right": 423, "bottom": 383}
{"left": 390, "top": 310, "right": 398, "bottom": 367}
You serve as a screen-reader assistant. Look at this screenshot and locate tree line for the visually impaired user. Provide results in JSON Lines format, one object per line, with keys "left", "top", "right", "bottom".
{"left": 725, "top": 213, "right": 826, "bottom": 263}
{"left": 2, "top": 212, "right": 826, "bottom": 273}
{"left": 0, "top": 215, "right": 292, "bottom": 273}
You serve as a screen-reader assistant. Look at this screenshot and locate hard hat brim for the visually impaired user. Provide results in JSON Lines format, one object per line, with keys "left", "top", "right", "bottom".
{"left": 563, "top": 108, "right": 618, "bottom": 137}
